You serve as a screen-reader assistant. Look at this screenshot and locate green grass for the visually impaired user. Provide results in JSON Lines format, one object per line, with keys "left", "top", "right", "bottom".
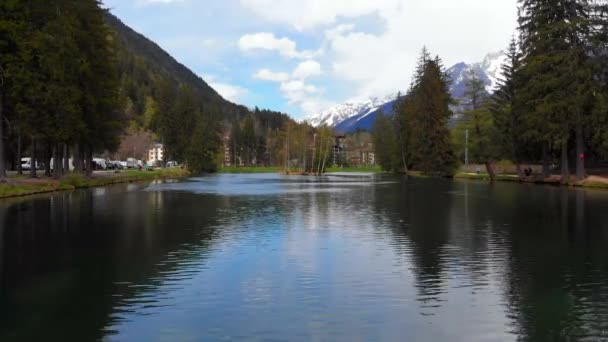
{"left": 0, "top": 183, "right": 73, "bottom": 198}
{"left": 454, "top": 172, "right": 522, "bottom": 182}
{"left": 325, "top": 165, "right": 384, "bottom": 173}
{"left": 578, "top": 181, "right": 608, "bottom": 189}
{"left": 60, "top": 168, "right": 190, "bottom": 189}
{"left": 218, "top": 166, "right": 282, "bottom": 174}
{"left": 0, "top": 168, "right": 190, "bottom": 199}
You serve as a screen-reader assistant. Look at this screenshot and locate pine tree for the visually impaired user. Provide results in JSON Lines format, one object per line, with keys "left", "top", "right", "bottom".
{"left": 405, "top": 49, "right": 457, "bottom": 176}
{"left": 372, "top": 108, "right": 399, "bottom": 172}
{"left": 229, "top": 120, "right": 242, "bottom": 166}
{"left": 463, "top": 69, "right": 498, "bottom": 180}
{"left": 242, "top": 116, "right": 256, "bottom": 165}
{"left": 518, "top": 0, "right": 595, "bottom": 182}
{"left": 393, "top": 92, "right": 409, "bottom": 172}
{"left": 491, "top": 37, "right": 527, "bottom": 177}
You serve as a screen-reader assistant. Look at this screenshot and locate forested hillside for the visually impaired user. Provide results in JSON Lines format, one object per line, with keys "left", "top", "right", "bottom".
{"left": 104, "top": 13, "right": 249, "bottom": 123}
{"left": 0, "top": 1, "right": 295, "bottom": 179}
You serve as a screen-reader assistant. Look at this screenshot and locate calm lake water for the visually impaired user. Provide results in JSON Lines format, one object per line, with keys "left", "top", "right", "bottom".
{"left": 1, "top": 173, "right": 608, "bottom": 341}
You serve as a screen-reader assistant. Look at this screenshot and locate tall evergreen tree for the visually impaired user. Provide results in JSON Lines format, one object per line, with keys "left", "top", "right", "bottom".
{"left": 463, "top": 69, "right": 497, "bottom": 180}
{"left": 393, "top": 92, "right": 410, "bottom": 172}
{"left": 405, "top": 49, "right": 457, "bottom": 176}
{"left": 491, "top": 37, "right": 527, "bottom": 177}
{"left": 372, "top": 108, "right": 399, "bottom": 172}
{"left": 518, "top": 0, "right": 595, "bottom": 182}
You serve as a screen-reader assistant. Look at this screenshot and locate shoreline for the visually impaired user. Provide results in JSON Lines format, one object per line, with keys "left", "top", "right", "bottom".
{"left": 453, "top": 172, "right": 608, "bottom": 190}
{"left": 0, "top": 168, "right": 190, "bottom": 200}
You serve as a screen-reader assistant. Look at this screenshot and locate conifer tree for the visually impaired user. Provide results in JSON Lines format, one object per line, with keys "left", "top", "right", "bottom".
{"left": 518, "top": 0, "right": 595, "bottom": 182}
{"left": 491, "top": 37, "right": 527, "bottom": 177}
{"left": 405, "top": 49, "right": 457, "bottom": 176}
{"left": 463, "top": 69, "right": 497, "bottom": 180}
{"left": 372, "top": 108, "right": 399, "bottom": 172}
{"left": 393, "top": 92, "right": 409, "bottom": 172}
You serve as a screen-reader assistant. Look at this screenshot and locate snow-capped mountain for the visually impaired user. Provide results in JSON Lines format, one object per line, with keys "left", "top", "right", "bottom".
{"left": 308, "top": 51, "right": 507, "bottom": 133}
{"left": 447, "top": 50, "right": 507, "bottom": 98}
{"left": 306, "top": 93, "right": 400, "bottom": 127}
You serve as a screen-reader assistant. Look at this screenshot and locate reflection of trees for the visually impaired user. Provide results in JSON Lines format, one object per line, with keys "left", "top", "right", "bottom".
{"left": 373, "top": 177, "right": 608, "bottom": 340}
{"left": 372, "top": 177, "right": 453, "bottom": 313}
{"left": 483, "top": 185, "right": 608, "bottom": 341}
{"left": 0, "top": 187, "right": 234, "bottom": 341}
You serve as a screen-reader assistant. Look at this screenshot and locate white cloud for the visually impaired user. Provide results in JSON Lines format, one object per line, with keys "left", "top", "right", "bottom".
{"left": 211, "top": 82, "right": 248, "bottom": 102}
{"left": 240, "top": 0, "right": 391, "bottom": 31}
{"left": 253, "top": 69, "right": 290, "bottom": 82}
{"left": 292, "top": 60, "right": 322, "bottom": 80}
{"left": 202, "top": 74, "right": 248, "bottom": 102}
{"left": 240, "top": 0, "right": 518, "bottom": 101}
{"left": 251, "top": 64, "right": 327, "bottom": 115}
{"left": 238, "top": 32, "right": 317, "bottom": 59}
{"left": 135, "top": 0, "right": 187, "bottom": 6}
{"left": 278, "top": 80, "right": 333, "bottom": 116}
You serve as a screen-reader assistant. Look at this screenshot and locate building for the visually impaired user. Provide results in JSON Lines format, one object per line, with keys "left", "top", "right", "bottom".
{"left": 147, "top": 143, "right": 164, "bottom": 165}
{"left": 362, "top": 151, "right": 375, "bottom": 165}
{"left": 223, "top": 134, "right": 232, "bottom": 167}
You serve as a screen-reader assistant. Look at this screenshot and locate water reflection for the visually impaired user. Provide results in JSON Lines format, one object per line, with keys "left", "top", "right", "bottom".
{"left": 0, "top": 175, "right": 606, "bottom": 341}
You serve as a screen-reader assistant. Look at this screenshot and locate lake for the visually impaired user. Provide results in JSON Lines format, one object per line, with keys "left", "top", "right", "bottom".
{"left": 1, "top": 173, "right": 607, "bottom": 341}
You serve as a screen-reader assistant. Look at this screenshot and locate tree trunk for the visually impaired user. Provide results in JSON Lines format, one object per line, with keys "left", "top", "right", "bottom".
{"left": 44, "top": 143, "right": 51, "bottom": 177}
{"left": 515, "top": 162, "right": 523, "bottom": 180}
{"left": 542, "top": 143, "right": 550, "bottom": 178}
{"left": 317, "top": 138, "right": 324, "bottom": 175}
{"left": 85, "top": 146, "right": 93, "bottom": 177}
{"left": 560, "top": 139, "right": 569, "bottom": 184}
{"left": 320, "top": 139, "right": 330, "bottom": 174}
{"left": 16, "top": 132, "right": 22, "bottom": 175}
{"left": 402, "top": 152, "right": 408, "bottom": 174}
{"left": 0, "top": 95, "right": 5, "bottom": 183}
{"left": 30, "top": 137, "right": 37, "bottom": 178}
{"left": 52, "top": 145, "right": 61, "bottom": 179}
{"left": 485, "top": 161, "right": 496, "bottom": 182}
{"left": 63, "top": 144, "right": 69, "bottom": 173}
{"left": 73, "top": 143, "right": 83, "bottom": 173}
{"left": 575, "top": 120, "right": 585, "bottom": 181}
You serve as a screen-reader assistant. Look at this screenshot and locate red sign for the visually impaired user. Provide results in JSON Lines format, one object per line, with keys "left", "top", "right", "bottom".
{"left": 580, "top": 153, "right": 585, "bottom": 159}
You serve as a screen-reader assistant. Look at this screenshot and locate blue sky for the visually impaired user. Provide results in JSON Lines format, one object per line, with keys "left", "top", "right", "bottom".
{"left": 103, "top": 0, "right": 518, "bottom": 120}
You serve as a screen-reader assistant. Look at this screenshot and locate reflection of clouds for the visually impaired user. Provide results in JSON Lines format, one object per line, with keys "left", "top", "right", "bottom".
{"left": 13, "top": 174, "right": 604, "bottom": 340}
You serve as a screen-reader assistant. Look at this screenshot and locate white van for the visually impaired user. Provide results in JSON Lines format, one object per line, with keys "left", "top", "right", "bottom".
{"left": 126, "top": 158, "right": 138, "bottom": 169}
{"left": 21, "top": 157, "right": 33, "bottom": 171}
{"left": 21, "top": 157, "right": 43, "bottom": 171}
{"left": 93, "top": 158, "right": 108, "bottom": 170}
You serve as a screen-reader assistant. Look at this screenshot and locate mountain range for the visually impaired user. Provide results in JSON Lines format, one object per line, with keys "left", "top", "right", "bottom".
{"left": 308, "top": 51, "right": 507, "bottom": 133}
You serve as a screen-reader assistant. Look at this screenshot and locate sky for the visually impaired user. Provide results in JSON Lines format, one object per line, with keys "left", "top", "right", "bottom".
{"left": 102, "top": 0, "right": 518, "bottom": 120}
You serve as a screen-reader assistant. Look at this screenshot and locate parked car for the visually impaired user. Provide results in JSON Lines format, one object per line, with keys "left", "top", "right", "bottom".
{"left": 92, "top": 158, "right": 108, "bottom": 170}
{"left": 126, "top": 158, "right": 139, "bottom": 169}
{"left": 21, "top": 158, "right": 44, "bottom": 171}
{"left": 166, "top": 161, "right": 178, "bottom": 168}
{"left": 119, "top": 161, "right": 128, "bottom": 169}
{"left": 47, "top": 158, "right": 74, "bottom": 171}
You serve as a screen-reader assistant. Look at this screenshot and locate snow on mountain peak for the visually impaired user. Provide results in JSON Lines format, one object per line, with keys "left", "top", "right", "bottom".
{"left": 308, "top": 51, "right": 508, "bottom": 129}
{"left": 306, "top": 92, "right": 399, "bottom": 127}
{"left": 481, "top": 50, "right": 507, "bottom": 93}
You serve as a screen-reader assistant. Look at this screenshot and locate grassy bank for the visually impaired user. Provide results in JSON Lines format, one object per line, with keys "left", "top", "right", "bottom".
{"left": 0, "top": 168, "right": 190, "bottom": 199}
{"left": 454, "top": 172, "right": 608, "bottom": 190}
{"left": 325, "top": 166, "right": 383, "bottom": 173}
{"left": 218, "top": 166, "right": 282, "bottom": 174}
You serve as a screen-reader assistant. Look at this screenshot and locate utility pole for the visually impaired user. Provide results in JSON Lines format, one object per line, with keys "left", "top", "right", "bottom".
{"left": 465, "top": 129, "right": 469, "bottom": 166}
{"left": 312, "top": 133, "right": 316, "bottom": 174}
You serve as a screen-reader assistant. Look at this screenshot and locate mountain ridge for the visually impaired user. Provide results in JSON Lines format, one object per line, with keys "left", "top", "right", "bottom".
{"left": 308, "top": 51, "right": 507, "bottom": 133}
